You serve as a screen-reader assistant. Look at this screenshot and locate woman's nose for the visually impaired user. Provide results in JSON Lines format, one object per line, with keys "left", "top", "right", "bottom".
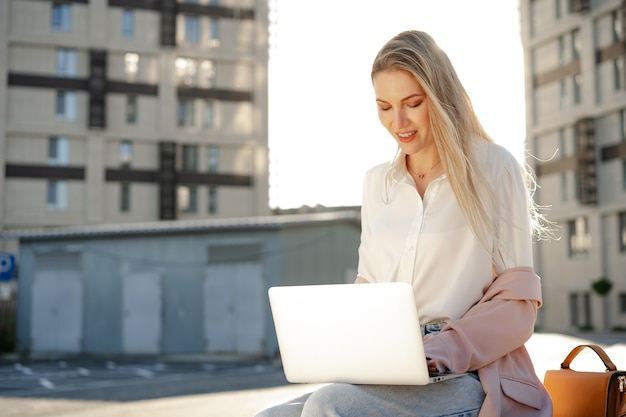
{"left": 393, "top": 109, "right": 408, "bottom": 128}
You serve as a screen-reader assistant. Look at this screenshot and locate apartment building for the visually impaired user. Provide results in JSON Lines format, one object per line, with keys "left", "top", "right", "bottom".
{"left": 0, "top": 0, "right": 270, "bottom": 237}
{"left": 520, "top": 0, "right": 626, "bottom": 331}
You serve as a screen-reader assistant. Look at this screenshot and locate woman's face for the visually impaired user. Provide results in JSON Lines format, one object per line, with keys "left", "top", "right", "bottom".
{"left": 372, "top": 69, "right": 434, "bottom": 156}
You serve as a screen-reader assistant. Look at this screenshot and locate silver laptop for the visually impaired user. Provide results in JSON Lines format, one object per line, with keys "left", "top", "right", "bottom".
{"left": 268, "top": 282, "right": 465, "bottom": 385}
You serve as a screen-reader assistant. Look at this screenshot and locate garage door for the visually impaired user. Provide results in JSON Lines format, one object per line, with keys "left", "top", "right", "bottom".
{"left": 31, "top": 267, "right": 82, "bottom": 353}
{"left": 122, "top": 272, "right": 162, "bottom": 354}
{"left": 204, "top": 260, "right": 265, "bottom": 354}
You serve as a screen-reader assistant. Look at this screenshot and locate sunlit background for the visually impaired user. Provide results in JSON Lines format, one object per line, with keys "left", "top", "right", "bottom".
{"left": 268, "top": 0, "right": 527, "bottom": 209}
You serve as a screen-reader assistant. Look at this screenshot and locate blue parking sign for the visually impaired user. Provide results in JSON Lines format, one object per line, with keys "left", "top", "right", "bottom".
{"left": 0, "top": 253, "right": 16, "bottom": 282}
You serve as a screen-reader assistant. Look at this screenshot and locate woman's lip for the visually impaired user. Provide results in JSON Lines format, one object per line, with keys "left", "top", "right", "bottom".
{"left": 397, "top": 131, "right": 416, "bottom": 143}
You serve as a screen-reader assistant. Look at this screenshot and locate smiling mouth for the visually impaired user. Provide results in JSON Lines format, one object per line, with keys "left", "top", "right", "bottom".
{"left": 397, "top": 131, "right": 416, "bottom": 141}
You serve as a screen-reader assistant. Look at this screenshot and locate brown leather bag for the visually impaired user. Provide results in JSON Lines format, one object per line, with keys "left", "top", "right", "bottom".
{"left": 544, "top": 344, "right": 626, "bottom": 417}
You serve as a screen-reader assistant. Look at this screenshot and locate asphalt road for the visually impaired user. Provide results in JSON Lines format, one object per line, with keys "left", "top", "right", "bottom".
{"left": 0, "top": 353, "right": 325, "bottom": 417}
{"left": 1, "top": 357, "right": 285, "bottom": 401}
{"left": 1, "top": 332, "right": 625, "bottom": 417}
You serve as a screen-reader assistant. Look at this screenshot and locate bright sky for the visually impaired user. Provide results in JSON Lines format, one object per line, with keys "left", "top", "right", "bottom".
{"left": 268, "top": 0, "right": 527, "bottom": 209}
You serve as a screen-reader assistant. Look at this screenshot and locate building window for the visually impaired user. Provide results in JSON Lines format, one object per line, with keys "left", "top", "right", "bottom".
{"left": 619, "top": 293, "right": 626, "bottom": 314}
{"left": 207, "top": 145, "right": 218, "bottom": 214}
{"left": 569, "top": 293, "right": 579, "bottom": 326}
{"left": 530, "top": 0, "right": 538, "bottom": 37}
{"left": 558, "top": 35, "right": 566, "bottom": 66}
{"left": 612, "top": 10, "right": 623, "bottom": 43}
{"left": 48, "top": 136, "right": 69, "bottom": 166}
{"left": 51, "top": 3, "right": 72, "bottom": 32}
{"left": 182, "top": 145, "right": 199, "bottom": 171}
{"left": 47, "top": 180, "right": 68, "bottom": 211}
{"left": 124, "top": 53, "right": 139, "bottom": 82}
{"left": 559, "top": 128, "right": 567, "bottom": 155}
{"left": 619, "top": 212, "right": 626, "bottom": 252}
{"left": 56, "top": 91, "right": 76, "bottom": 120}
{"left": 208, "top": 145, "right": 219, "bottom": 172}
{"left": 621, "top": 109, "right": 626, "bottom": 141}
{"left": 555, "top": 0, "right": 562, "bottom": 19}
{"left": 122, "top": 9, "right": 134, "bottom": 37}
{"left": 178, "top": 100, "right": 195, "bottom": 127}
{"left": 573, "top": 74, "right": 582, "bottom": 105}
{"left": 200, "top": 59, "right": 216, "bottom": 87}
{"left": 569, "top": 291, "right": 592, "bottom": 328}
{"left": 208, "top": 187, "right": 217, "bottom": 214}
{"left": 173, "top": 57, "right": 216, "bottom": 87}
{"left": 184, "top": 16, "right": 200, "bottom": 44}
{"left": 620, "top": 160, "right": 626, "bottom": 193}
{"left": 574, "top": 171, "right": 581, "bottom": 200}
{"left": 558, "top": 129, "right": 568, "bottom": 202}
{"left": 203, "top": 100, "right": 214, "bottom": 128}
{"left": 582, "top": 292, "right": 592, "bottom": 328}
{"left": 56, "top": 48, "right": 77, "bottom": 77}
{"left": 178, "top": 185, "right": 197, "bottom": 213}
{"left": 120, "top": 183, "right": 131, "bottom": 212}
{"left": 175, "top": 57, "right": 197, "bottom": 86}
{"left": 175, "top": 57, "right": 194, "bottom": 85}
{"left": 559, "top": 78, "right": 568, "bottom": 110}
{"left": 571, "top": 28, "right": 580, "bottom": 60}
{"left": 126, "top": 95, "right": 137, "bottom": 124}
{"left": 120, "top": 140, "right": 132, "bottom": 167}
{"left": 568, "top": 216, "right": 591, "bottom": 258}
{"left": 615, "top": 58, "right": 624, "bottom": 91}
{"left": 208, "top": 19, "right": 220, "bottom": 47}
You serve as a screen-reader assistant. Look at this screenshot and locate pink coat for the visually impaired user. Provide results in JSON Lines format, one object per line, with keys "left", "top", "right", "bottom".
{"left": 423, "top": 267, "right": 553, "bottom": 417}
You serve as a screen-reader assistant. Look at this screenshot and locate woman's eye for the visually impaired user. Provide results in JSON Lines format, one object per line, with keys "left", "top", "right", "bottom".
{"left": 378, "top": 106, "right": 391, "bottom": 111}
{"left": 408, "top": 101, "right": 421, "bottom": 108}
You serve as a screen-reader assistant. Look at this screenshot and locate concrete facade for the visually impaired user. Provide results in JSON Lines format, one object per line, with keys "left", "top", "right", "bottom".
{"left": 0, "top": 0, "right": 270, "bottom": 236}
{"left": 520, "top": 0, "right": 626, "bottom": 331}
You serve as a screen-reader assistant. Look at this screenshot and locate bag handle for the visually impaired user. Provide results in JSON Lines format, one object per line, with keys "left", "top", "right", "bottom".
{"left": 561, "top": 344, "right": 617, "bottom": 372}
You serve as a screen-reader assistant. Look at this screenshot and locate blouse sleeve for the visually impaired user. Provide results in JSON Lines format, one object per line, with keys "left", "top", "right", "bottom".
{"left": 492, "top": 156, "right": 534, "bottom": 274}
{"left": 356, "top": 170, "right": 373, "bottom": 282}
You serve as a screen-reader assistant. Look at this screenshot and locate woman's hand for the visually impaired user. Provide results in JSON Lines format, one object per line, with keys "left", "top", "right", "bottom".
{"left": 427, "top": 358, "right": 441, "bottom": 376}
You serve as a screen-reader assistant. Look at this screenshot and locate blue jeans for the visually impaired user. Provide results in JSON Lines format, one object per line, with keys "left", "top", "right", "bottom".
{"left": 254, "top": 322, "right": 485, "bottom": 417}
{"left": 422, "top": 321, "right": 447, "bottom": 336}
{"left": 254, "top": 377, "right": 484, "bottom": 417}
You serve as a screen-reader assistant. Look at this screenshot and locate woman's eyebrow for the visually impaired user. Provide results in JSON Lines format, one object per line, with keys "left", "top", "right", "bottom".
{"left": 401, "top": 93, "right": 425, "bottom": 100}
{"left": 376, "top": 93, "right": 425, "bottom": 103}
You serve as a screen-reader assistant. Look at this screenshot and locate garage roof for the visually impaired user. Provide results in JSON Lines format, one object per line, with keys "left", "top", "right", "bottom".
{"left": 0, "top": 210, "right": 361, "bottom": 241}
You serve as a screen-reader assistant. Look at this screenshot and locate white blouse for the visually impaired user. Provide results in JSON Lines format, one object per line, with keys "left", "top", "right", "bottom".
{"left": 357, "top": 140, "right": 534, "bottom": 325}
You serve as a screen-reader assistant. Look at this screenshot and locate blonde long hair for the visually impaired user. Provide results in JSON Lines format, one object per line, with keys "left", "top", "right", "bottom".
{"left": 371, "top": 30, "right": 550, "bottom": 250}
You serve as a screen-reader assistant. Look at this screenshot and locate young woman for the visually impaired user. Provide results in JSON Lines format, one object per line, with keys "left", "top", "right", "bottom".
{"left": 255, "top": 30, "right": 553, "bottom": 417}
